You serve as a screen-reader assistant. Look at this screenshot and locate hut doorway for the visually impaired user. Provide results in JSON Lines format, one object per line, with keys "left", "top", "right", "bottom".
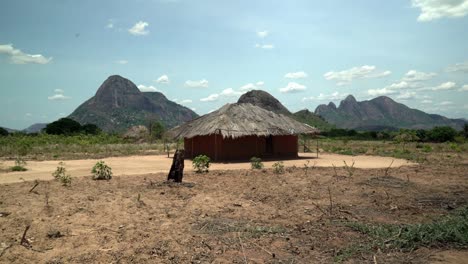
{"left": 265, "top": 135, "right": 273, "bottom": 154}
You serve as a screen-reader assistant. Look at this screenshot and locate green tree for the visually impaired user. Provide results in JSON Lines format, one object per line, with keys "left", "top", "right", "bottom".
{"left": 427, "top": 126, "right": 457, "bottom": 142}
{"left": 45, "top": 118, "right": 82, "bottom": 135}
{"left": 149, "top": 121, "right": 165, "bottom": 141}
{"left": 394, "top": 129, "right": 419, "bottom": 150}
{"left": 82, "top": 124, "right": 101, "bottom": 135}
{"left": 0, "top": 127, "right": 8, "bottom": 136}
{"left": 464, "top": 123, "right": 468, "bottom": 139}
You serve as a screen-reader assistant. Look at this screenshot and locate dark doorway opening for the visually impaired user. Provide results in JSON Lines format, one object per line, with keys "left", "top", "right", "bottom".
{"left": 266, "top": 136, "right": 273, "bottom": 154}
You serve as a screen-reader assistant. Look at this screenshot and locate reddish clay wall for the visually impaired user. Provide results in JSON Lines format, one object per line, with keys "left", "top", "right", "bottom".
{"left": 184, "top": 135, "right": 298, "bottom": 161}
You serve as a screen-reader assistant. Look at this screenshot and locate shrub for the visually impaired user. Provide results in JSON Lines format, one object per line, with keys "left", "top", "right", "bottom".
{"left": 52, "top": 162, "right": 72, "bottom": 186}
{"left": 91, "top": 161, "right": 112, "bottom": 180}
{"left": 192, "top": 155, "right": 210, "bottom": 173}
{"left": 427, "top": 126, "right": 457, "bottom": 142}
{"left": 422, "top": 145, "right": 433, "bottom": 153}
{"left": 0, "top": 127, "right": 8, "bottom": 136}
{"left": 272, "top": 161, "right": 285, "bottom": 174}
{"left": 250, "top": 157, "right": 264, "bottom": 170}
{"left": 11, "top": 156, "right": 27, "bottom": 171}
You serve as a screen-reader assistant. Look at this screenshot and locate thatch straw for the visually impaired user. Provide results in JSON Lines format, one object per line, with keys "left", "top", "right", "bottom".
{"left": 168, "top": 103, "right": 319, "bottom": 139}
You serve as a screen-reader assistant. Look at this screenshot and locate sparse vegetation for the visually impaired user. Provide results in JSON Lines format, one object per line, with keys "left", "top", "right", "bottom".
{"left": 10, "top": 156, "right": 27, "bottom": 171}
{"left": 343, "top": 206, "right": 468, "bottom": 257}
{"left": 250, "top": 157, "right": 264, "bottom": 170}
{"left": 272, "top": 161, "right": 285, "bottom": 174}
{"left": 192, "top": 155, "right": 210, "bottom": 173}
{"left": 52, "top": 162, "right": 72, "bottom": 186}
{"left": 91, "top": 161, "right": 112, "bottom": 180}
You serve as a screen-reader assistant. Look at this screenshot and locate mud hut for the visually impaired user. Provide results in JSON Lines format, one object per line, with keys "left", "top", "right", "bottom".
{"left": 168, "top": 103, "right": 319, "bottom": 161}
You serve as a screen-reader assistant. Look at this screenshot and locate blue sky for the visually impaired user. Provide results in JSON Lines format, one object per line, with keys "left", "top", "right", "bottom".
{"left": 1, "top": 0, "right": 468, "bottom": 129}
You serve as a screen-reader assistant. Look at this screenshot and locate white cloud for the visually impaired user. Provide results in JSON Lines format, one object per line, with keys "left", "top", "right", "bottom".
{"left": 106, "top": 19, "right": 114, "bottom": 29}
{"left": 431, "top": 81, "right": 456, "bottom": 91}
{"left": 25, "top": 113, "right": 32, "bottom": 117}
{"left": 284, "top": 71, "right": 308, "bottom": 79}
{"left": 199, "top": 88, "right": 241, "bottom": 103}
{"left": 200, "top": 94, "right": 219, "bottom": 102}
{"left": 220, "top": 88, "right": 242, "bottom": 97}
{"left": 438, "top": 101, "right": 454, "bottom": 106}
{"left": 191, "top": 108, "right": 196, "bottom": 111}
{"left": 446, "top": 61, "right": 468, "bottom": 73}
{"left": 397, "top": 91, "right": 417, "bottom": 100}
{"left": 367, "top": 87, "right": 397, "bottom": 96}
{"left": 421, "top": 99, "right": 433, "bottom": 104}
{"left": 0, "top": 44, "right": 52, "bottom": 64}
{"left": 256, "top": 81, "right": 264, "bottom": 86}
{"left": 459, "top": 84, "right": 468, "bottom": 91}
{"left": 185, "top": 79, "right": 209, "bottom": 88}
{"left": 128, "top": 21, "right": 149, "bottom": 36}
{"left": 279, "top": 82, "right": 306, "bottom": 93}
{"left": 257, "top": 30, "right": 269, "bottom": 38}
{"left": 324, "top": 65, "right": 391, "bottom": 85}
{"left": 402, "top": 70, "right": 436, "bottom": 82}
{"left": 137, "top": 84, "right": 159, "bottom": 92}
{"left": 48, "top": 94, "right": 71, "bottom": 101}
{"left": 180, "top": 99, "right": 192, "bottom": 104}
{"left": 54, "top": 89, "right": 64, "bottom": 94}
{"left": 156, "top": 74, "right": 169, "bottom": 84}
{"left": 255, "top": 43, "right": 274, "bottom": 49}
{"left": 411, "top": 0, "right": 468, "bottom": 21}
{"left": 302, "top": 92, "right": 346, "bottom": 102}
{"left": 239, "top": 83, "right": 257, "bottom": 91}
{"left": 114, "top": 60, "right": 128, "bottom": 64}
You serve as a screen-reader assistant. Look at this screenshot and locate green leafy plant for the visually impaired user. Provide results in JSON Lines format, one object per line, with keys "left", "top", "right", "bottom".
{"left": 11, "top": 156, "right": 27, "bottom": 171}
{"left": 91, "top": 161, "right": 112, "bottom": 180}
{"left": 52, "top": 162, "right": 72, "bottom": 186}
{"left": 192, "top": 155, "right": 210, "bottom": 173}
{"left": 250, "top": 157, "right": 264, "bottom": 170}
{"left": 272, "top": 161, "right": 285, "bottom": 174}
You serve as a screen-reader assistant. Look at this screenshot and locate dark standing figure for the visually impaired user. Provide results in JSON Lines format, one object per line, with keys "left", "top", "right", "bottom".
{"left": 168, "top": 149, "right": 185, "bottom": 182}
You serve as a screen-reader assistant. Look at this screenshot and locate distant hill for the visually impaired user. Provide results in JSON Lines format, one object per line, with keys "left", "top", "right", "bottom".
{"left": 315, "top": 95, "right": 465, "bottom": 130}
{"left": 69, "top": 75, "right": 198, "bottom": 132}
{"left": 0, "top": 126, "right": 17, "bottom": 133}
{"left": 292, "top": 109, "right": 335, "bottom": 131}
{"left": 237, "top": 90, "right": 331, "bottom": 130}
{"left": 23, "top": 123, "right": 48, "bottom": 133}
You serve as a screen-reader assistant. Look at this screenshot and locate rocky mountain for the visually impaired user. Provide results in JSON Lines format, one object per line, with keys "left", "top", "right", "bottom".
{"left": 23, "top": 123, "right": 48, "bottom": 133}
{"left": 237, "top": 90, "right": 331, "bottom": 130}
{"left": 238, "top": 90, "right": 291, "bottom": 115}
{"left": 315, "top": 95, "right": 465, "bottom": 130}
{"left": 69, "top": 75, "right": 198, "bottom": 132}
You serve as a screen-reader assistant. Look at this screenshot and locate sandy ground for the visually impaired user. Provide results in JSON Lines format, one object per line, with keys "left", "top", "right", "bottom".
{"left": 0, "top": 153, "right": 414, "bottom": 184}
{"left": 0, "top": 155, "right": 466, "bottom": 263}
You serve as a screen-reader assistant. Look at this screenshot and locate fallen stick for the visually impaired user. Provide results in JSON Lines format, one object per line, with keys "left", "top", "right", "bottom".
{"left": 251, "top": 241, "right": 275, "bottom": 258}
{"left": 21, "top": 225, "right": 31, "bottom": 248}
{"left": 29, "top": 180, "right": 40, "bottom": 193}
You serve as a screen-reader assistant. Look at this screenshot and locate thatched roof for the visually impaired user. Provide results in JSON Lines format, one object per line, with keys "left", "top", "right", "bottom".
{"left": 168, "top": 103, "right": 319, "bottom": 139}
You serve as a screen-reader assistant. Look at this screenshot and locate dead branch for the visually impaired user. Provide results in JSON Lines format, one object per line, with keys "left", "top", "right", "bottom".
{"left": 21, "top": 225, "right": 31, "bottom": 248}
{"left": 29, "top": 180, "right": 39, "bottom": 193}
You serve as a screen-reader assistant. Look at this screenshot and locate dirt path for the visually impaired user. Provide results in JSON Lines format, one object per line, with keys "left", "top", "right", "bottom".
{"left": 0, "top": 153, "right": 414, "bottom": 184}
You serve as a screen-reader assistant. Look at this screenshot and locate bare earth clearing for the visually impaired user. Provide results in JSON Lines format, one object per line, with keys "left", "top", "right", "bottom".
{"left": 1, "top": 152, "right": 467, "bottom": 263}
{"left": 0, "top": 153, "right": 413, "bottom": 184}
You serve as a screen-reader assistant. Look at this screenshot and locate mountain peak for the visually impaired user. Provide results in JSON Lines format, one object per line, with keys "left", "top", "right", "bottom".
{"left": 69, "top": 75, "right": 198, "bottom": 132}
{"left": 237, "top": 90, "right": 291, "bottom": 115}
{"left": 314, "top": 94, "right": 464, "bottom": 130}
{"left": 93, "top": 75, "right": 143, "bottom": 108}
{"left": 344, "top": 95, "right": 357, "bottom": 103}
